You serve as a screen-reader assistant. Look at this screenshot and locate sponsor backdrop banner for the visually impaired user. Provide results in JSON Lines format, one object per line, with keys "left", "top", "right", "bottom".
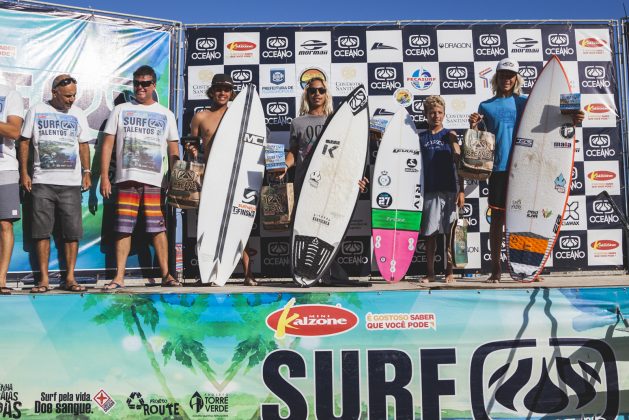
{"left": 0, "top": 6, "right": 174, "bottom": 276}
{"left": 0, "top": 288, "right": 627, "bottom": 418}
{"left": 183, "top": 23, "right": 624, "bottom": 279}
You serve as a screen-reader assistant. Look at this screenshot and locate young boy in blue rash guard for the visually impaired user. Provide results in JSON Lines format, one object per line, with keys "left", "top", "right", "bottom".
{"left": 469, "top": 57, "right": 583, "bottom": 283}
{"left": 420, "top": 95, "right": 464, "bottom": 283}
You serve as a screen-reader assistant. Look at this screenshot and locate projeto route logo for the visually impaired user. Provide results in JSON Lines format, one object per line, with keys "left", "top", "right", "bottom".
{"left": 266, "top": 298, "right": 359, "bottom": 339}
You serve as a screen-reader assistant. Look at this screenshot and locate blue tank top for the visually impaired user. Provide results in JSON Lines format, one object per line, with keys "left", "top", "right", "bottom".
{"left": 420, "top": 128, "right": 458, "bottom": 194}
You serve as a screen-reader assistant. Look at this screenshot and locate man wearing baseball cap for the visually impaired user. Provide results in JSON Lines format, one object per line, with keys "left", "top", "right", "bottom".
{"left": 187, "top": 74, "right": 258, "bottom": 286}
{"left": 469, "top": 57, "right": 583, "bottom": 283}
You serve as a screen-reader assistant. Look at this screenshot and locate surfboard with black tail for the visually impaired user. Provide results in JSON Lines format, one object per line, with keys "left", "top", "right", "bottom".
{"left": 196, "top": 85, "right": 266, "bottom": 285}
{"left": 291, "top": 85, "right": 369, "bottom": 286}
{"left": 505, "top": 55, "right": 576, "bottom": 282}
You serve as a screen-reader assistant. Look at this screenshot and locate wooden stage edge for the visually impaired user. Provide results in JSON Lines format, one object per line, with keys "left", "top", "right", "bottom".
{"left": 2, "top": 270, "right": 629, "bottom": 295}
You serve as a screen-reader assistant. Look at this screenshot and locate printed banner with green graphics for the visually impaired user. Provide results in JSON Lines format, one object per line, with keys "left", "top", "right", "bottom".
{"left": 0, "top": 288, "right": 627, "bottom": 418}
{"left": 0, "top": 6, "right": 173, "bottom": 274}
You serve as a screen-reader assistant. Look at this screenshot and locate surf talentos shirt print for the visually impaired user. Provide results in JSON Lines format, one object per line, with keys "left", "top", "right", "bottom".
{"left": 21, "top": 102, "right": 90, "bottom": 186}
{"left": 105, "top": 102, "right": 179, "bottom": 188}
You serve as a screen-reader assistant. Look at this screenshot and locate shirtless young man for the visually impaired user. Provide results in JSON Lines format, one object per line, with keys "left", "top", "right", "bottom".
{"left": 188, "top": 74, "right": 257, "bottom": 286}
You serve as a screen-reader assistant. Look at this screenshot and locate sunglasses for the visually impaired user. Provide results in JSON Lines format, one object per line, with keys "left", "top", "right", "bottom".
{"left": 53, "top": 77, "right": 77, "bottom": 89}
{"left": 307, "top": 87, "right": 326, "bottom": 95}
{"left": 212, "top": 85, "right": 233, "bottom": 93}
{"left": 133, "top": 80, "right": 155, "bottom": 88}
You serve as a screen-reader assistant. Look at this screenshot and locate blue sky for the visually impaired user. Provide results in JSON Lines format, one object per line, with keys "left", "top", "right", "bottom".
{"left": 42, "top": 0, "right": 625, "bottom": 23}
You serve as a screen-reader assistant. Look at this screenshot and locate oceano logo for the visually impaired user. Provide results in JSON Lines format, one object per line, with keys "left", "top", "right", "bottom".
{"left": 196, "top": 37, "right": 217, "bottom": 51}
{"left": 349, "top": 89, "right": 367, "bottom": 112}
{"left": 412, "top": 100, "right": 424, "bottom": 113}
{"left": 479, "top": 34, "right": 501, "bottom": 47}
{"left": 266, "top": 101, "right": 289, "bottom": 116}
{"left": 231, "top": 69, "right": 252, "bottom": 83}
{"left": 589, "top": 134, "right": 610, "bottom": 148}
{"left": 267, "top": 36, "right": 288, "bottom": 50}
{"left": 560, "top": 236, "right": 581, "bottom": 250}
{"left": 593, "top": 199, "right": 613, "bottom": 214}
{"left": 548, "top": 33, "right": 569, "bottom": 47}
{"left": 342, "top": 241, "right": 364, "bottom": 255}
{"left": 375, "top": 67, "right": 396, "bottom": 81}
{"left": 267, "top": 242, "right": 289, "bottom": 256}
{"left": 519, "top": 66, "right": 538, "bottom": 79}
{"left": 409, "top": 34, "right": 431, "bottom": 48}
{"left": 446, "top": 66, "right": 468, "bottom": 80}
{"left": 462, "top": 203, "right": 473, "bottom": 218}
{"left": 338, "top": 36, "right": 359, "bottom": 49}
{"left": 585, "top": 65, "right": 605, "bottom": 79}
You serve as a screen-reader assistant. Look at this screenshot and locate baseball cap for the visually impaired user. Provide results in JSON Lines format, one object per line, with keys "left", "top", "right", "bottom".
{"left": 211, "top": 74, "right": 233, "bottom": 87}
{"left": 496, "top": 57, "right": 519, "bottom": 73}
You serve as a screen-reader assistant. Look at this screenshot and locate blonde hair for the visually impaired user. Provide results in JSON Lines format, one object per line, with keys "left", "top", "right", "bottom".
{"left": 423, "top": 95, "right": 446, "bottom": 116}
{"left": 491, "top": 72, "right": 524, "bottom": 96}
{"left": 299, "top": 78, "right": 333, "bottom": 116}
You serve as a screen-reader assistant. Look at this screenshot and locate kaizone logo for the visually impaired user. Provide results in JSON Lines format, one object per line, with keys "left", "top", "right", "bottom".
{"left": 266, "top": 298, "right": 359, "bottom": 338}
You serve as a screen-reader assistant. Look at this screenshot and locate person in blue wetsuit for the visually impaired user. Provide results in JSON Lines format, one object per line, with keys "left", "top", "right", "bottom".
{"left": 420, "top": 95, "right": 464, "bottom": 284}
{"left": 469, "top": 57, "right": 583, "bottom": 283}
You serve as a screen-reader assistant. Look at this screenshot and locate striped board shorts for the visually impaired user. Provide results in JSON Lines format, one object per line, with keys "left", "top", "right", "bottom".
{"left": 115, "top": 181, "right": 166, "bottom": 234}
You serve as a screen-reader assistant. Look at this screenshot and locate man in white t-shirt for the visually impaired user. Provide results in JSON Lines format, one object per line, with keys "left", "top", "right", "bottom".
{"left": 19, "top": 74, "right": 91, "bottom": 293}
{"left": 0, "top": 83, "right": 24, "bottom": 295}
{"left": 100, "top": 65, "right": 180, "bottom": 289}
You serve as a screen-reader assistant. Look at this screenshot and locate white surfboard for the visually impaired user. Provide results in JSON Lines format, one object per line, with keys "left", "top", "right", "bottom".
{"left": 291, "top": 85, "right": 369, "bottom": 286}
{"left": 506, "top": 55, "right": 575, "bottom": 281}
{"left": 371, "top": 108, "right": 423, "bottom": 282}
{"left": 196, "top": 85, "right": 266, "bottom": 285}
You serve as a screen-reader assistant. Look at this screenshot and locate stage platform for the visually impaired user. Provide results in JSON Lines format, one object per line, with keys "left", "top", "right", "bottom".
{"left": 2, "top": 270, "right": 628, "bottom": 294}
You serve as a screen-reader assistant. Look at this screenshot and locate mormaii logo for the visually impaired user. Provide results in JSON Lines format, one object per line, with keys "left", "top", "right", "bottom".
{"left": 587, "top": 171, "right": 616, "bottom": 181}
{"left": 579, "top": 38, "right": 607, "bottom": 48}
{"left": 227, "top": 41, "right": 256, "bottom": 51}
{"left": 584, "top": 103, "right": 609, "bottom": 113}
{"left": 266, "top": 298, "right": 359, "bottom": 338}
{"left": 591, "top": 239, "right": 619, "bottom": 250}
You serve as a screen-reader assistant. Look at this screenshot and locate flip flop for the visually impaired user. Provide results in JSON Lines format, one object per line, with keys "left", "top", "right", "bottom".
{"left": 102, "top": 282, "right": 124, "bottom": 290}
{"left": 30, "top": 285, "right": 50, "bottom": 294}
{"left": 62, "top": 283, "right": 87, "bottom": 292}
{"left": 0, "top": 287, "right": 13, "bottom": 295}
{"left": 161, "top": 275, "right": 182, "bottom": 287}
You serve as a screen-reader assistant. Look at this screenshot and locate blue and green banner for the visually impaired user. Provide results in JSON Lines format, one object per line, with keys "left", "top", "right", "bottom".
{"left": 0, "top": 6, "right": 173, "bottom": 274}
{"left": 0, "top": 287, "right": 627, "bottom": 418}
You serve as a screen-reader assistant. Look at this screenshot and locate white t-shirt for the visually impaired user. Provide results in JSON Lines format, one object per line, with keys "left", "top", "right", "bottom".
{"left": 21, "top": 102, "right": 91, "bottom": 186}
{"left": 104, "top": 101, "right": 179, "bottom": 188}
{"left": 0, "top": 84, "right": 25, "bottom": 172}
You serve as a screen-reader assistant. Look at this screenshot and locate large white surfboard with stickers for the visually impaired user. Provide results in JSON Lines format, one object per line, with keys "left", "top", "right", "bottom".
{"left": 291, "top": 85, "right": 369, "bottom": 286}
{"left": 196, "top": 85, "right": 266, "bottom": 285}
{"left": 505, "top": 55, "right": 575, "bottom": 282}
{"left": 371, "top": 107, "right": 423, "bottom": 282}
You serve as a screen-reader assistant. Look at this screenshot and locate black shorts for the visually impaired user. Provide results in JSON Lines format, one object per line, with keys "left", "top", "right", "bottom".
{"left": 488, "top": 171, "right": 508, "bottom": 211}
{"left": 31, "top": 184, "right": 83, "bottom": 240}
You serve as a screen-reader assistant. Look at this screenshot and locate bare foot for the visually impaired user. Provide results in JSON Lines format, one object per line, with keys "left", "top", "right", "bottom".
{"left": 421, "top": 275, "right": 436, "bottom": 283}
{"left": 445, "top": 274, "right": 456, "bottom": 283}
{"left": 244, "top": 277, "right": 258, "bottom": 286}
{"left": 534, "top": 276, "right": 544, "bottom": 282}
{"left": 484, "top": 274, "right": 501, "bottom": 283}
